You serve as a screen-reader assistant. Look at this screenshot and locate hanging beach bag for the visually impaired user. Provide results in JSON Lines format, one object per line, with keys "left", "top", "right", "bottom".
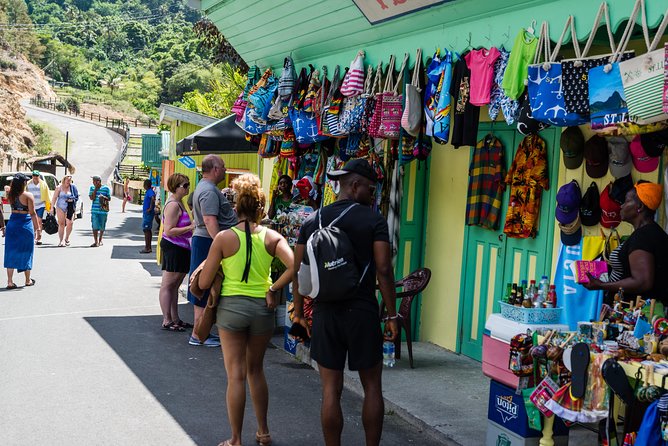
{"left": 248, "top": 69, "right": 278, "bottom": 122}
{"left": 243, "top": 65, "right": 261, "bottom": 101}
{"left": 340, "top": 50, "right": 366, "bottom": 97}
{"left": 232, "top": 92, "right": 247, "bottom": 121}
{"left": 278, "top": 55, "right": 296, "bottom": 99}
{"left": 664, "top": 43, "right": 668, "bottom": 114}
{"left": 562, "top": 2, "right": 635, "bottom": 115}
{"left": 258, "top": 134, "right": 278, "bottom": 158}
{"left": 376, "top": 53, "right": 409, "bottom": 139}
{"left": 288, "top": 107, "right": 328, "bottom": 144}
{"left": 280, "top": 128, "right": 296, "bottom": 158}
{"left": 320, "top": 65, "right": 346, "bottom": 137}
{"left": 303, "top": 69, "right": 321, "bottom": 113}
{"left": 528, "top": 19, "right": 588, "bottom": 127}
{"left": 360, "top": 62, "right": 383, "bottom": 135}
{"left": 292, "top": 66, "right": 310, "bottom": 109}
{"left": 401, "top": 48, "right": 424, "bottom": 137}
{"left": 367, "top": 57, "right": 392, "bottom": 138}
{"left": 240, "top": 106, "right": 268, "bottom": 135}
{"left": 619, "top": 7, "right": 668, "bottom": 125}
{"left": 313, "top": 66, "right": 330, "bottom": 125}
{"left": 340, "top": 65, "right": 374, "bottom": 135}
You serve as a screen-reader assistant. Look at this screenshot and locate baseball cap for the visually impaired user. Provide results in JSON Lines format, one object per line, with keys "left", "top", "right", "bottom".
{"left": 607, "top": 137, "right": 632, "bottom": 178}
{"left": 560, "top": 127, "right": 585, "bottom": 169}
{"left": 91, "top": 175, "right": 101, "bottom": 181}
{"left": 584, "top": 135, "right": 609, "bottom": 178}
{"left": 639, "top": 129, "right": 668, "bottom": 158}
{"left": 327, "top": 158, "right": 378, "bottom": 182}
{"left": 559, "top": 213, "right": 582, "bottom": 246}
{"left": 31, "top": 170, "right": 40, "bottom": 176}
{"left": 629, "top": 135, "right": 660, "bottom": 173}
{"left": 610, "top": 174, "right": 634, "bottom": 204}
{"left": 555, "top": 180, "right": 581, "bottom": 224}
{"left": 600, "top": 184, "right": 621, "bottom": 228}
{"left": 579, "top": 182, "right": 601, "bottom": 226}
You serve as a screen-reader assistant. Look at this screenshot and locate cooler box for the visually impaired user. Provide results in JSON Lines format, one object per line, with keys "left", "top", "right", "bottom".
{"left": 483, "top": 313, "right": 568, "bottom": 388}
{"left": 487, "top": 380, "right": 569, "bottom": 445}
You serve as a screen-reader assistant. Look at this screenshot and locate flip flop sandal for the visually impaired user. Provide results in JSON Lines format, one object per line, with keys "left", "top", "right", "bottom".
{"left": 570, "top": 342, "right": 590, "bottom": 399}
{"left": 602, "top": 358, "right": 635, "bottom": 405}
{"left": 25, "top": 279, "right": 36, "bottom": 287}
{"left": 6, "top": 284, "right": 17, "bottom": 290}
{"left": 256, "top": 432, "right": 272, "bottom": 445}
{"left": 161, "top": 322, "right": 185, "bottom": 332}
{"left": 218, "top": 441, "right": 241, "bottom": 446}
{"left": 176, "top": 320, "right": 194, "bottom": 329}
{"left": 65, "top": 241, "right": 70, "bottom": 246}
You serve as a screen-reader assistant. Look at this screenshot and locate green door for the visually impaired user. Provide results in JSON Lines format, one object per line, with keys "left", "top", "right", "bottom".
{"left": 458, "top": 124, "right": 560, "bottom": 361}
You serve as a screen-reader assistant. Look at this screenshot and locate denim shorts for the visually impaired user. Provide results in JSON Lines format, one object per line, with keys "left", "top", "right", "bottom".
{"left": 91, "top": 212, "right": 108, "bottom": 231}
{"left": 142, "top": 213, "right": 154, "bottom": 231}
{"left": 216, "top": 295, "right": 275, "bottom": 336}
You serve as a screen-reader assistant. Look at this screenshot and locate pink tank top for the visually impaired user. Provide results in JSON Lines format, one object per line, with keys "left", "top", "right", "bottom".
{"left": 162, "top": 203, "right": 192, "bottom": 250}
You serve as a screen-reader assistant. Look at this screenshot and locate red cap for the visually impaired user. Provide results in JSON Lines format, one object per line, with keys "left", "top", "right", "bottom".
{"left": 599, "top": 184, "right": 621, "bottom": 228}
{"left": 629, "top": 135, "right": 660, "bottom": 173}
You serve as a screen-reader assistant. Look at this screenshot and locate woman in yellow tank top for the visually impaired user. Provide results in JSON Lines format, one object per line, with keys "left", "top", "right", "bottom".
{"left": 198, "top": 174, "right": 294, "bottom": 446}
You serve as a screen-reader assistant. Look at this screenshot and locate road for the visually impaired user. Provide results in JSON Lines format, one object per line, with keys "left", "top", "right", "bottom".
{"left": 0, "top": 108, "right": 443, "bottom": 445}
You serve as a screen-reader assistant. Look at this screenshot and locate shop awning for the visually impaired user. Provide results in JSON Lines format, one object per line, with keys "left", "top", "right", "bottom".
{"left": 175, "top": 114, "right": 255, "bottom": 156}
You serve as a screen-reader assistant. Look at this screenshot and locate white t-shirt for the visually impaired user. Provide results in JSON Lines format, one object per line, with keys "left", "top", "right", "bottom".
{"left": 27, "top": 181, "right": 44, "bottom": 209}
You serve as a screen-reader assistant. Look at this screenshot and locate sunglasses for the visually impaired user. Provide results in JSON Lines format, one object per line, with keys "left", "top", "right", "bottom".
{"left": 179, "top": 183, "right": 190, "bottom": 188}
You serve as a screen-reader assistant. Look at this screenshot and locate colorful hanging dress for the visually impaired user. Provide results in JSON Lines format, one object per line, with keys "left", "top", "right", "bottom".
{"left": 465, "top": 134, "right": 506, "bottom": 230}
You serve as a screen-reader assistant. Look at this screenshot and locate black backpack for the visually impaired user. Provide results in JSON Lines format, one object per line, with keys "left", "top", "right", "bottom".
{"left": 303, "top": 204, "right": 369, "bottom": 302}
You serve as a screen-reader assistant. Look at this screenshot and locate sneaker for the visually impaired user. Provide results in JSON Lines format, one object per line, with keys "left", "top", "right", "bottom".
{"left": 189, "top": 335, "right": 221, "bottom": 348}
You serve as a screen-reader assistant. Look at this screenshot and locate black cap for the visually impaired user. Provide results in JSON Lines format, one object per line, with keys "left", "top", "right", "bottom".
{"left": 610, "top": 174, "right": 634, "bottom": 204}
{"left": 579, "top": 182, "right": 601, "bottom": 226}
{"left": 640, "top": 129, "right": 668, "bottom": 157}
{"left": 584, "top": 135, "right": 609, "bottom": 178}
{"left": 327, "top": 159, "right": 378, "bottom": 182}
{"left": 9, "top": 172, "right": 29, "bottom": 181}
{"left": 560, "top": 126, "right": 585, "bottom": 169}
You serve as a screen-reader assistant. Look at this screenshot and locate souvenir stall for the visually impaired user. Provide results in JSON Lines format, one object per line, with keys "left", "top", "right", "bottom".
{"left": 479, "top": 0, "right": 668, "bottom": 443}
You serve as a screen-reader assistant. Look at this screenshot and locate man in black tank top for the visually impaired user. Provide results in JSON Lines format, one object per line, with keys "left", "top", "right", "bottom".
{"left": 292, "top": 159, "right": 398, "bottom": 446}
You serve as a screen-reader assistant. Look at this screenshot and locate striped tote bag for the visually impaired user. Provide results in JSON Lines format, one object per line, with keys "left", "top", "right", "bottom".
{"left": 620, "top": 48, "right": 668, "bottom": 125}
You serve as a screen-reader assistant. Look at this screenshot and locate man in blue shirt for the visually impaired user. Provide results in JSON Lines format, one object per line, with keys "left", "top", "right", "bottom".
{"left": 89, "top": 175, "right": 111, "bottom": 247}
{"left": 141, "top": 179, "right": 156, "bottom": 254}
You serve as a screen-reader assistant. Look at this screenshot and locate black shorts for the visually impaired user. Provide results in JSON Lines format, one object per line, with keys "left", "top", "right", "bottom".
{"left": 160, "top": 238, "right": 191, "bottom": 273}
{"left": 310, "top": 306, "right": 383, "bottom": 371}
{"left": 66, "top": 202, "right": 75, "bottom": 220}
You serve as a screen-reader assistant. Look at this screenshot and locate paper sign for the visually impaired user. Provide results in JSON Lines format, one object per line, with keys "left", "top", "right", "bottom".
{"left": 352, "top": 0, "right": 451, "bottom": 25}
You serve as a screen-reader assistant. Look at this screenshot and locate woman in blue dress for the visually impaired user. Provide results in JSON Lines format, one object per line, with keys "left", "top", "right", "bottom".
{"left": 4, "top": 173, "right": 38, "bottom": 289}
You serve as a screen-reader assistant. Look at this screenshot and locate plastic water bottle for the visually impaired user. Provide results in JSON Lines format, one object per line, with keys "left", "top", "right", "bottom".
{"left": 383, "top": 341, "right": 395, "bottom": 368}
{"left": 539, "top": 275, "right": 549, "bottom": 298}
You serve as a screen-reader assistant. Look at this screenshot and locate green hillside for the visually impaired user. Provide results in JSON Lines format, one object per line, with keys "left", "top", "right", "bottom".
{"left": 2, "top": 0, "right": 244, "bottom": 118}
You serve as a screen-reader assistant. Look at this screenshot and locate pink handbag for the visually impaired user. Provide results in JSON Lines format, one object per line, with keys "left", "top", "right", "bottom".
{"left": 367, "top": 60, "right": 387, "bottom": 139}
{"left": 374, "top": 53, "right": 409, "bottom": 140}
{"left": 340, "top": 50, "right": 366, "bottom": 97}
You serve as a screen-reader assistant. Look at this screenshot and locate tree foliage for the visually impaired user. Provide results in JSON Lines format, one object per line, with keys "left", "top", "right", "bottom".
{"left": 8, "top": 0, "right": 246, "bottom": 117}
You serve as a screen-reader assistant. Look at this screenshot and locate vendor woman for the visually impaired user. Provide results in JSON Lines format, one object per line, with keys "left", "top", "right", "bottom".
{"left": 268, "top": 175, "right": 293, "bottom": 219}
{"left": 583, "top": 181, "right": 668, "bottom": 305}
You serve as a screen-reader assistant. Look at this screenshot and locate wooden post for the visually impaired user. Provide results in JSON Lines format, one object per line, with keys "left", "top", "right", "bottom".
{"left": 539, "top": 415, "right": 555, "bottom": 446}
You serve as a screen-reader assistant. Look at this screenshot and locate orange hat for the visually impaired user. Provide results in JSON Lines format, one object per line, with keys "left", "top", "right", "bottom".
{"left": 634, "top": 182, "right": 663, "bottom": 211}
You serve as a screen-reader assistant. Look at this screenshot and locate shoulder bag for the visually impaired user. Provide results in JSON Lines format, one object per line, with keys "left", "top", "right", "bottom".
{"left": 376, "top": 53, "right": 409, "bottom": 139}
{"left": 189, "top": 261, "right": 224, "bottom": 342}
{"left": 340, "top": 50, "right": 366, "bottom": 97}
{"left": 401, "top": 48, "right": 424, "bottom": 137}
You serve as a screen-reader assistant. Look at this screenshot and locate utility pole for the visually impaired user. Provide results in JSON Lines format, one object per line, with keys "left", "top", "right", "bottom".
{"left": 65, "top": 131, "right": 69, "bottom": 176}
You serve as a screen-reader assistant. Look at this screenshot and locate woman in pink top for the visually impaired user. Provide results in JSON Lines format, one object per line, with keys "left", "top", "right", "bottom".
{"left": 159, "top": 173, "right": 195, "bottom": 332}
{"left": 465, "top": 47, "right": 501, "bottom": 106}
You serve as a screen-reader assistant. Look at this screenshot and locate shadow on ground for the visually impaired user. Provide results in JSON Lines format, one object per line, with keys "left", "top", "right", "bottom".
{"left": 84, "top": 305, "right": 446, "bottom": 446}
{"left": 105, "top": 212, "right": 154, "bottom": 242}
{"left": 139, "top": 261, "right": 162, "bottom": 277}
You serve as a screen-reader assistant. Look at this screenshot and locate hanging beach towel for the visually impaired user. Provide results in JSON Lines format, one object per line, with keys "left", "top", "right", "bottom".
{"left": 562, "top": 2, "right": 634, "bottom": 115}
{"left": 401, "top": 48, "right": 424, "bottom": 137}
{"left": 278, "top": 55, "right": 296, "bottom": 99}
{"left": 527, "top": 19, "right": 588, "bottom": 127}
{"left": 423, "top": 51, "right": 444, "bottom": 137}
{"left": 340, "top": 50, "right": 366, "bottom": 97}
{"left": 619, "top": 4, "right": 668, "bottom": 125}
{"left": 432, "top": 50, "right": 453, "bottom": 144}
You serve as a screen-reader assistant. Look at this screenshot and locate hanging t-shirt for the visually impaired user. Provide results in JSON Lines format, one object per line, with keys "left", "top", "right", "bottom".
{"left": 464, "top": 47, "right": 501, "bottom": 106}
{"left": 503, "top": 134, "right": 549, "bottom": 239}
{"left": 466, "top": 134, "right": 506, "bottom": 230}
{"left": 449, "top": 55, "right": 480, "bottom": 149}
{"left": 501, "top": 29, "right": 539, "bottom": 100}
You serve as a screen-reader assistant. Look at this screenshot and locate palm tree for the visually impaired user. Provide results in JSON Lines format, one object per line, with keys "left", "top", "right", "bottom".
{"left": 99, "top": 71, "right": 122, "bottom": 96}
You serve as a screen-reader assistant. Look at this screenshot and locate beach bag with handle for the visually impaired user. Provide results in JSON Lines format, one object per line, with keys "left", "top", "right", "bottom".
{"left": 278, "top": 55, "right": 296, "bottom": 99}
{"left": 664, "top": 43, "right": 668, "bottom": 114}
{"left": 340, "top": 50, "right": 366, "bottom": 97}
{"left": 562, "top": 2, "right": 634, "bottom": 115}
{"left": 339, "top": 65, "right": 375, "bottom": 135}
{"left": 619, "top": 1, "right": 668, "bottom": 125}
{"left": 589, "top": 0, "right": 668, "bottom": 135}
{"left": 401, "top": 48, "right": 424, "bottom": 137}
{"left": 528, "top": 18, "right": 588, "bottom": 127}
{"left": 320, "top": 66, "right": 346, "bottom": 137}
{"left": 367, "top": 57, "right": 392, "bottom": 138}
{"left": 376, "top": 53, "right": 409, "bottom": 139}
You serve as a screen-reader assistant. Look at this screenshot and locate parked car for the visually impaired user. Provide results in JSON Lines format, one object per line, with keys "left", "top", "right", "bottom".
{"left": 1, "top": 172, "right": 60, "bottom": 221}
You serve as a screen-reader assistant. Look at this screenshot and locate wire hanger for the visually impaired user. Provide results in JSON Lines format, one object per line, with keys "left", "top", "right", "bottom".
{"left": 464, "top": 32, "right": 473, "bottom": 52}
{"left": 527, "top": 19, "right": 536, "bottom": 36}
